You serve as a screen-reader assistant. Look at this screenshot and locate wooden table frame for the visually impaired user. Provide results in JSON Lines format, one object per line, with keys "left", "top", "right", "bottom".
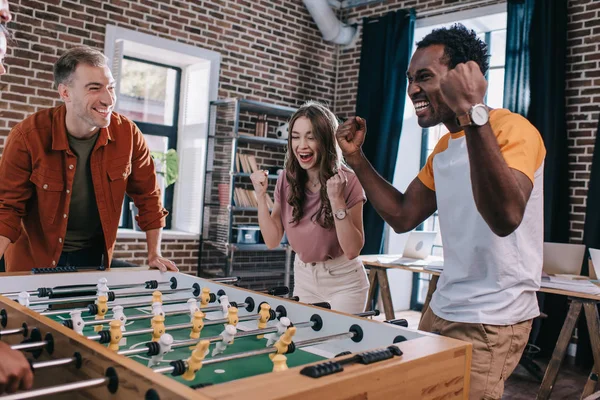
{"left": 361, "top": 255, "right": 600, "bottom": 400}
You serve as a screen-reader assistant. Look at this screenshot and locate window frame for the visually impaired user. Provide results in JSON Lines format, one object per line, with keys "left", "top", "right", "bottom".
{"left": 118, "top": 55, "right": 183, "bottom": 230}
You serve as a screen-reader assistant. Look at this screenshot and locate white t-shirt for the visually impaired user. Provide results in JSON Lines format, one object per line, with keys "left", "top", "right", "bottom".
{"left": 418, "top": 109, "right": 546, "bottom": 325}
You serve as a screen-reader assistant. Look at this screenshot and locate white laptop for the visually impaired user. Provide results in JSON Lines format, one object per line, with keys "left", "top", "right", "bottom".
{"left": 378, "top": 231, "right": 438, "bottom": 266}
{"left": 403, "top": 231, "right": 438, "bottom": 259}
{"left": 543, "top": 242, "right": 586, "bottom": 276}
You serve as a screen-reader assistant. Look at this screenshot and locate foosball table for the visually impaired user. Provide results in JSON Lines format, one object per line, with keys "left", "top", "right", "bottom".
{"left": 0, "top": 269, "right": 471, "bottom": 399}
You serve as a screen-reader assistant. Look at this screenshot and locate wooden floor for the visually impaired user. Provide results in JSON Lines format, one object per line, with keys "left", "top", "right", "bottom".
{"left": 375, "top": 310, "right": 590, "bottom": 399}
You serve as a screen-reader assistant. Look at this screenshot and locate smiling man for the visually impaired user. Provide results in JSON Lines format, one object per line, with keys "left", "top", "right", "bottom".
{"left": 0, "top": 46, "right": 177, "bottom": 273}
{"left": 336, "top": 24, "right": 545, "bottom": 399}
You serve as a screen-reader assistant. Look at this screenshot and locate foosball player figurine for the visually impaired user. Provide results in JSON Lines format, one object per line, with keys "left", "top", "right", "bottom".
{"left": 152, "top": 302, "right": 165, "bottom": 318}
{"left": 112, "top": 306, "right": 128, "bottom": 346}
{"left": 226, "top": 306, "right": 239, "bottom": 328}
{"left": 96, "top": 277, "right": 109, "bottom": 298}
{"left": 269, "top": 326, "right": 297, "bottom": 360}
{"left": 18, "top": 291, "right": 30, "bottom": 307}
{"left": 257, "top": 303, "right": 271, "bottom": 339}
{"left": 94, "top": 295, "right": 108, "bottom": 332}
{"left": 190, "top": 311, "right": 206, "bottom": 340}
{"left": 271, "top": 354, "right": 288, "bottom": 372}
{"left": 187, "top": 298, "right": 200, "bottom": 323}
{"left": 212, "top": 324, "right": 237, "bottom": 357}
{"left": 200, "top": 287, "right": 211, "bottom": 307}
{"left": 152, "top": 315, "right": 165, "bottom": 342}
{"left": 108, "top": 320, "right": 122, "bottom": 351}
{"left": 265, "top": 317, "right": 291, "bottom": 347}
{"left": 70, "top": 310, "right": 85, "bottom": 335}
{"left": 219, "top": 295, "right": 231, "bottom": 317}
{"left": 152, "top": 290, "right": 163, "bottom": 305}
{"left": 148, "top": 333, "right": 174, "bottom": 367}
{"left": 182, "top": 340, "right": 210, "bottom": 381}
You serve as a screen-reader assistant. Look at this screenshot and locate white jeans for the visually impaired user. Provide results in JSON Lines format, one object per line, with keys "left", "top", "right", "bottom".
{"left": 293, "top": 255, "right": 370, "bottom": 314}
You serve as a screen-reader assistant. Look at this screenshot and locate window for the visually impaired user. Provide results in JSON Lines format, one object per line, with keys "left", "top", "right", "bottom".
{"left": 104, "top": 25, "right": 221, "bottom": 236}
{"left": 117, "top": 57, "right": 181, "bottom": 230}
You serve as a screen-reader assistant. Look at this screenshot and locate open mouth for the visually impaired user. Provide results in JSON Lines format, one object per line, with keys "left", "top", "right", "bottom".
{"left": 297, "top": 152, "right": 314, "bottom": 164}
{"left": 93, "top": 107, "right": 111, "bottom": 118}
{"left": 413, "top": 100, "right": 430, "bottom": 116}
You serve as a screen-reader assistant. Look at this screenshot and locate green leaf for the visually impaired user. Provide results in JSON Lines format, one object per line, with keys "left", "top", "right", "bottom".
{"left": 151, "top": 149, "right": 179, "bottom": 187}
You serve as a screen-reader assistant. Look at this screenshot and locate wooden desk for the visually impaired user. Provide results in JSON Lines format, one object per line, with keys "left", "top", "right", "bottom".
{"left": 360, "top": 255, "right": 600, "bottom": 400}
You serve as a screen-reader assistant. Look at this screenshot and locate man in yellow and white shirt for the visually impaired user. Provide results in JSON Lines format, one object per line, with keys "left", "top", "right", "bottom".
{"left": 336, "top": 24, "right": 545, "bottom": 400}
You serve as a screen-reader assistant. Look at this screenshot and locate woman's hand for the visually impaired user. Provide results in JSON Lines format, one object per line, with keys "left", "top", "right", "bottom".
{"left": 250, "top": 170, "right": 269, "bottom": 198}
{"left": 326, "top": 171, "right": 347, "bottom": 206}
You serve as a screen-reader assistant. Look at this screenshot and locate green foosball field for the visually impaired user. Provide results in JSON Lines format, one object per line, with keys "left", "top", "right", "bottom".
{"left": 48, "top": 305, "right": 326, "bottom": 387}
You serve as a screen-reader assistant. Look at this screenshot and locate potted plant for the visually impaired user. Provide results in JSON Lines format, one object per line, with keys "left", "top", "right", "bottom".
{"left": 129, "top": 149, "right": 179, "bottom": 230}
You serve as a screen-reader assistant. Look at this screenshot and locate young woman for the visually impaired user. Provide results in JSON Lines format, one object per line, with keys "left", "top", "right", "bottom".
{"left": 250, "top": 101, "right": 369, "bottom": 314}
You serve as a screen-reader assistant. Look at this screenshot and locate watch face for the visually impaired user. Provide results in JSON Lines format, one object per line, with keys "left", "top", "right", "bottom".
{"left": 335, "top": 209, "right": 346, "bottom": 219}
{"left": 471, "top": 105, "right": 489, "bottom": 126}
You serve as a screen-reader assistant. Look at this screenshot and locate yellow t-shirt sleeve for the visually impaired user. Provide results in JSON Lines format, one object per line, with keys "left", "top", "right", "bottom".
{"left": 495, "top": 113, "right": 546, "bottom": 184}
{"left": 417, "top": 133, "right": 451, "bottom": 191}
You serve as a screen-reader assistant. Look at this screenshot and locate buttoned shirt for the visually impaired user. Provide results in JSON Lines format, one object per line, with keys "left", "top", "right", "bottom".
{"left": 0, "top": 105, "right": 167, "bottom": 271}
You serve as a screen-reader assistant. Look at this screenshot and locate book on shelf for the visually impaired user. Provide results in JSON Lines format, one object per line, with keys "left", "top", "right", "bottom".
{"left": 238, "top": 153, "right": 251, "bottom": 174}
{"left": 247, "top": 155, "right": 259, "bottom": 173}
{"left": 254, "top": 114, "right": 268, "bottom": 137}
{"left": 235, "top": 154, "right": 241, "bottom": 173}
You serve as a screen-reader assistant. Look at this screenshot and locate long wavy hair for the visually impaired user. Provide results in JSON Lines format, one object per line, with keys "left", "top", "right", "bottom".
{"left": 285, "top": 101, "right": 342, "bottom": 229}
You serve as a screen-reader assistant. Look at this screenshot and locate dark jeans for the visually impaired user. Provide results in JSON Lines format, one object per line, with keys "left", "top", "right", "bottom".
{"left": 58, "top": 244, "right": 104, "bottom": 269}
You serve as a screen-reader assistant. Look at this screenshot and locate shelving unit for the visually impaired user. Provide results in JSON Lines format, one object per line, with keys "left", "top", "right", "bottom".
{"left": 199, "top": 98, "right": 296, "bottom": 290}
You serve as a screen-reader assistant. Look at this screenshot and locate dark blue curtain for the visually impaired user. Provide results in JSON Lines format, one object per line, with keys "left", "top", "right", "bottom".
{"left": 504, "top": 0, "right": 570, "bottom": 243}
{"left": 503, "top": 0, "right": 571, "bottom": 364}
{"left": 503, "top": 0, "right": 534, "bottom": 117}
{"left": 355, "top": 9, "right": 415, "bottom": 254}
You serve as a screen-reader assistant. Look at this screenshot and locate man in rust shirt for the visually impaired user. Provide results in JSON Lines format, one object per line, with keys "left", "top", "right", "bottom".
{"left": 0, "top": 46, "right": 177, "bottom": 273}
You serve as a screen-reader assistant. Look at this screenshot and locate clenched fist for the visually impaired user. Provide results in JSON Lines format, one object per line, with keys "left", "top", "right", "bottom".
{"left": 336, "top": 117, "right": 367, "bottom": 159}
{"left": 250, "top": 170, "right": 269, "bottom": 198}
{"left": 326, "top": 171, "right": 347, "bottom": 204}
{"left": 439, "top": 61, "right": 487, "bottom": 115}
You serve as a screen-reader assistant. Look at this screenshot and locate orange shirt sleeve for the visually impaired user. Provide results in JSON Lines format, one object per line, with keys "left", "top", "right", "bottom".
{"left": 417, "top": 133, "right": 451, "bottom": 191}
{"left": 494, "top": 112, "right": 546, "bottom": 184}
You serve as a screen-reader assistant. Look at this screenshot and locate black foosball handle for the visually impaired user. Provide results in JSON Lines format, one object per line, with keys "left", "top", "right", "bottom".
{"left": 300, "top": 346, "right": 402, "bottom": 378}
{"left": 31, "top": 266, "right": 78, "bottom": 274}
{"left": 384, "top": 319, "right": 409, "bottom": 327}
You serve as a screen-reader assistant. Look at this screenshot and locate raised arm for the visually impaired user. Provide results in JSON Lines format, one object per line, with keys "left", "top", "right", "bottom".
{"left": 439, "top": 61, "right": 537, "bottom": 236}
{"left": 336, "top": 118, "right": 437, "bottom": 233}
{"left": 250, "top": 170, "right": 284, "bottom": 249}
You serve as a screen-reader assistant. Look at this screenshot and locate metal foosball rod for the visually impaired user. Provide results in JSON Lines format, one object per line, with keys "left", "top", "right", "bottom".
{"left": 0, "top": 323, "right": 29, "bottom": 339}
{"left": 0, "top": 368, "right": 118, "bottom": 400}
{"left": 211, "top": 277, "right": 240, "bottom": 284}
{"left": 152, "top": 330, "right": 356, "bottom": 377}
{"left": 83, "top": 307, "right": 261, "bottom": 329}
{"left": 40, "top": 288, "right": 222, "bottom": 317}
{"left": 30, "top": 354, "right": 81, "bottom": 371}
{"left": 26, "top": 286, "right": 201, "bottom": 307}
{"left": 2, "top": 277, "right": 178, "bottom": 298}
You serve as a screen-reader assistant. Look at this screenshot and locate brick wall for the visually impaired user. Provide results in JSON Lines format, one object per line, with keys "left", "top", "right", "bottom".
{"left": 565, "top": 0, "right": 600, "bottom": 242}
{"left": 0, "top": 0, "right": 336, "bottom": 277}
{"left": 334, "top": 0, "right": 600, "bottom": 244}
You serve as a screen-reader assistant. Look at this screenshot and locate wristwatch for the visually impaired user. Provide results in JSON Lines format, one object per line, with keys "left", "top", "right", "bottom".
{"left": 334, "top": 208, "right": 348, "bottom": 220}
{"left": 456, "top": 103, "right": 489, "bottom": 127}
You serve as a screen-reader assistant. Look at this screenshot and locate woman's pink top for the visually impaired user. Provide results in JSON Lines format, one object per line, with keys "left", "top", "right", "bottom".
{"left": 274, "top": 168, "right": 366, "bottom": 263}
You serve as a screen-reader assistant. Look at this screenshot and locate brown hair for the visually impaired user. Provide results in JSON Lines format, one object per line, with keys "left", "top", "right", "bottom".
{"left": 53, "top": 46, "right": 108, "bottom": 88}
{"left": 285, "top": 101, "right": 343, "bottom": 229}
